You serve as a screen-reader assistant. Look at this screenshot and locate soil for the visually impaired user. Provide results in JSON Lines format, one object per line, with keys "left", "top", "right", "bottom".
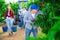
{"left": 0, "top": 26, "right": 25, "bottom": 40}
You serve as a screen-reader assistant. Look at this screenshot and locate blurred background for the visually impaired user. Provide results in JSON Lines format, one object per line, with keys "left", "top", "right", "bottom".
{"left": 0, "top": 0, "right": 60, "bottom": 40}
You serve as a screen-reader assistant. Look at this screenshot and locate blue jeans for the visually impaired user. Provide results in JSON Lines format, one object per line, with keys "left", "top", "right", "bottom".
{"left": 6, "top": 17, "right": 14, "bottom": 33}
{"left": 19, "top": 16, "right": 24, "bottom": 27}
{"left": 25, "top": 28, "right": 38, "bottom": 39}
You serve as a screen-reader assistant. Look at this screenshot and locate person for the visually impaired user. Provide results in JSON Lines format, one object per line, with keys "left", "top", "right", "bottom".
{"left": 22, "top": 7, "right": 28, "bottom": 28}
{"left": 24, "top": 4, "right": 40, "bottom": 39}
{"left": 18, "top": 7, "right": 28, "bottom": 29}
{"left": 18, "top": 8, "right": 24, "bottom": 29}
{"left": 5, "top": 4, "right": 14, "bottom": 36}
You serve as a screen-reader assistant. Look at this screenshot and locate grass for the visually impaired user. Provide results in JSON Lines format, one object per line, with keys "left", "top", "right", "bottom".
{"left": 0, "top": 32, "right": 4, "bottom": 35}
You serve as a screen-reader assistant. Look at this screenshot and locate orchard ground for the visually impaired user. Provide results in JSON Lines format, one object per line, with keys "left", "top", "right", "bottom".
{"left": 0, "top": 25, "right": 41, "bottom": 40}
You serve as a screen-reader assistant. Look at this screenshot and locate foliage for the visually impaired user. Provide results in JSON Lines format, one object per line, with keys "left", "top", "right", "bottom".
{"left": 10, "top": 3, "right": 18, "bottom": 15}
{"left": 35, "top": 10, "right": 57, "bottom": 34}
{"left": 37, "top": 32, "right": 47, "bottom": 38}
{"left": 47, "top": 21, "right": 60, "bottom": 40}
{"left": 26, "top": 37, "right": 46, "bottom": 40}
{"left": 0, "top": 0, "right": 7, "bottom": 22}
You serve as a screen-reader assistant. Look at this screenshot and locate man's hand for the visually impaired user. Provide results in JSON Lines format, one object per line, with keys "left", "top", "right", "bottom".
{"left": 31, "top": 19, "right": 35, "bottom": 22}
{"left": 38, "top": 27, "right": 42, "bottom": 32}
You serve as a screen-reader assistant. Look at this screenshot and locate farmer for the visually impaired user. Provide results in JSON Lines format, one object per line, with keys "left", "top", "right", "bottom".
{"left": 22, "top": 7, "right": 28, "bottom": 28}
{"left": 5, "top": 4, "right": 14, "bottom": 36}
{"left": 18, "top": 7, "right": 28, "bottom": 28}
{"left": 24, "top": 4, "right": 40, "bottom": 39}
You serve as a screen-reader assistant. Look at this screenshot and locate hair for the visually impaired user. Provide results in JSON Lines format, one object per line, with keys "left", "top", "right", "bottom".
{"left": 7, "top": 4, "right": 13, "bottom": 14}
{"left": 22, "top": 7, "right": 26, "bottom": 9}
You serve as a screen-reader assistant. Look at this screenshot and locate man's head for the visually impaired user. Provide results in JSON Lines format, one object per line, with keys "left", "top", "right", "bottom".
{"left": 22, "top": 7, "right": 26, "bottom": 11}
{"left": 30, "top": 4, "right": 39, "bottom": 14}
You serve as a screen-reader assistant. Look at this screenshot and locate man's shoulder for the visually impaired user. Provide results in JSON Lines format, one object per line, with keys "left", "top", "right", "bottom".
{"left": 37, "top": 11, "right": 43, "bottom": 14}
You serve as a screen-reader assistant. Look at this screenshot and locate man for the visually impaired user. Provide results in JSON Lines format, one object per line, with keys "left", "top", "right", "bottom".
{"left": 18, "top": 7, "right": 28, "bottom": 28}
{"left": 24, "top": 4, "right": 40, "bottom": 39}
{"left": 22, "top": 7, "right": 28, "bottom": 28}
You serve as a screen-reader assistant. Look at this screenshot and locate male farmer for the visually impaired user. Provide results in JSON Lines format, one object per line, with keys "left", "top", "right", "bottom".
{"left": 22, "top": 7, "right": 28, "bottom": 28}
{"left": 18, "top": 7, "right": 28, "bottom": 28}
{"left": 24, "top": 4, "right": 40, "bottom": 39}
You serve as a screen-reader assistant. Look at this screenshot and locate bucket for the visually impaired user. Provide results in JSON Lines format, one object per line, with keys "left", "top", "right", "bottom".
{"left": 12, "top": 26, "right": 17, "bottom": 32}
{"left": 2, "top": 26, "right": 8, "bottom": 32}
